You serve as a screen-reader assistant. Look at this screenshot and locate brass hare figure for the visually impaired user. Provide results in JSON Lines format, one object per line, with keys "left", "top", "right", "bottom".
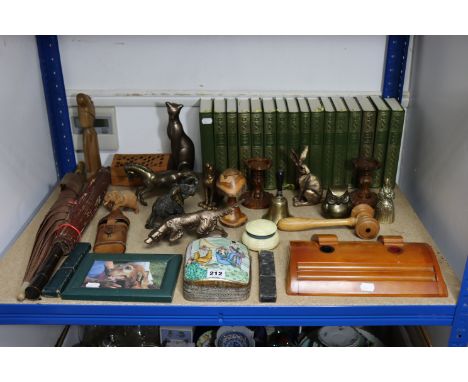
{"left": 290, "top": 146, "right": 322, "bottom": 206}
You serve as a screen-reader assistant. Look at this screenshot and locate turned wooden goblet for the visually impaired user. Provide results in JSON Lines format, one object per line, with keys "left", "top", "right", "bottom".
{"left": 242, "top": 158, "right": 273, "bottom": 209}
{"left": 216, "top": 168, "right": 248, "bottom": 227}
{"left": 350, "top": 157, "right": 381, "bottom": 208}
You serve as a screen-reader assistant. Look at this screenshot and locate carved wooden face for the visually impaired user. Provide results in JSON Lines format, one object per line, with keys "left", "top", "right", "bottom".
{"left": 76, "top": 93, "right": 95, "bottom": 128}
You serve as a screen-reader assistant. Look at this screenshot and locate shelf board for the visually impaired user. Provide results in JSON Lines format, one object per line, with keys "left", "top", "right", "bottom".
{"left": 0, "top": 183, "right": 460, "bottom": 325}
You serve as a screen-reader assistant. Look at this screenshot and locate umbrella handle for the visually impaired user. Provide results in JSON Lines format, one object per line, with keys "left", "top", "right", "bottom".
{"left": 25, "top": 244, "right": 64, "bottom": 300}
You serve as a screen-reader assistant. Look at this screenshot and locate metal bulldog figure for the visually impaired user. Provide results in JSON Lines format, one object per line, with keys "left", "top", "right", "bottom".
{"left": 145, "top": 180, "right": 199, "bottom": 229}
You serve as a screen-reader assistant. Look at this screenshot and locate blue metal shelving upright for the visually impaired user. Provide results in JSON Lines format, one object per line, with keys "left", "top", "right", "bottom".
{"left": 449, "top": 258, "right": 468, "bottom": 346}
{"left": 36, "top": 35, "right": 76, "bottom": 179}
{"left": 382, "top": 35, "right": 410, "bottom": 102}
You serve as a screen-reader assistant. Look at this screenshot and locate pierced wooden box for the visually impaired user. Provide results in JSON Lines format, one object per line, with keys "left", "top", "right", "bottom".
{"left": 110, "top": 153, "right": 171, "bottom": 186}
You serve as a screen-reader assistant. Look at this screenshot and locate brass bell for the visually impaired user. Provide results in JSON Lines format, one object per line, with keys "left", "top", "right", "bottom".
{"left": 263, "top": 169, "right": 292, "bottom": 224}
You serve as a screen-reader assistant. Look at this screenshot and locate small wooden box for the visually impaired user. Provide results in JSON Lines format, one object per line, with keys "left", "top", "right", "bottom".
{"left": 110, "top": 153, "right": 171, "bottom": 186}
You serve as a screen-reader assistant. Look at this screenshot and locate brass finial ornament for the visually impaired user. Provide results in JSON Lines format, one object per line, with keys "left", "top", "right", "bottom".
{"left": 263, "top": 169, "right": 292, "bottom": 224}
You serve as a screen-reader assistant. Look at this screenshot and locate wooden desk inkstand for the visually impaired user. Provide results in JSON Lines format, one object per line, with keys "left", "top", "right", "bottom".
{"left": 77, "top": 93, "right": 101, "bottom": 177}
{"left": 216, "top": 168, "right": 248, "bottom": 227}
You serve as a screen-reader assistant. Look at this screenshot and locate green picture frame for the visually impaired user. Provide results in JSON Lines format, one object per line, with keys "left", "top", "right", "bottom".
{"left": 61, "top": 253, "right": 182, "bottom": 302}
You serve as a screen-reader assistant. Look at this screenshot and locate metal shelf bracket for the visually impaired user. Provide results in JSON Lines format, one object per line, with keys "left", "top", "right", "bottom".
{"left": 382, "top": 35, "right": 410, "bottom": 102}
{"left": 449, "top": 257, "right": 468, "bottom": 346}
{"left": 36, "top": 36, "right": 76, "bottom": 179}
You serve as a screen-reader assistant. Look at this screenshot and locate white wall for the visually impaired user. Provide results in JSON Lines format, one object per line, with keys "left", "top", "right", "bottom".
{"left": 0, "top": 36, "right": 64, "bottom": 345}
{"left": 59, "top": 35, "right": 388, "bottom": 94}
{"left": 399, "top": 36, "right": 468, "bottom": 346}
{"left": 0, "top": 36, "right": 57, "bottom": 255}
{"left": 58, "top": 36, "right": 392, "bottom": 171}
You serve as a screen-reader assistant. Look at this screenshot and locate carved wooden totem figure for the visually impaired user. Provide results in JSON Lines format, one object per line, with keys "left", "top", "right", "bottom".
{"left": 77, "top": 93, "right": 101, "bottom": 177}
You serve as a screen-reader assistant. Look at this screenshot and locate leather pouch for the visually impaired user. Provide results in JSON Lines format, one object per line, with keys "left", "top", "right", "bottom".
{"left": 93, "top": 208, "right": 130, "bottom": 253}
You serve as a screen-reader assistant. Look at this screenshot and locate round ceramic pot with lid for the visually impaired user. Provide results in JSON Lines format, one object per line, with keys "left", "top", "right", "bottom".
{"left": 241, "top": 219, "right": 280, "bottom": 252}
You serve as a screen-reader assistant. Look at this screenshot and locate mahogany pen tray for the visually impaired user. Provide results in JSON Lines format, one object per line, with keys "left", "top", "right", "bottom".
{"left": 287, "top": 235, "right": 448, "bottom": 297}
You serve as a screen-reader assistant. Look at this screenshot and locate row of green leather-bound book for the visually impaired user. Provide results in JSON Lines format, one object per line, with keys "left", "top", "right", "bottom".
{"left": 199, "top": 96, "right": 405, "bottom": 190}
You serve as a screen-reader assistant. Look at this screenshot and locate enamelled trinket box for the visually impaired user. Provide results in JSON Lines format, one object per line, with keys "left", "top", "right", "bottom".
{"left": 183, "top": 237, "right": 251, "bottom": 301}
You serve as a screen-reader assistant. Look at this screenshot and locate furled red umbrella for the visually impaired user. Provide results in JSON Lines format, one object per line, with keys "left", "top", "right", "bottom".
{"left": 22, "top": 167, "right": 111, "bottom": 300}
{"left": 17, "top": 167, "right": 86, "bottom": 301}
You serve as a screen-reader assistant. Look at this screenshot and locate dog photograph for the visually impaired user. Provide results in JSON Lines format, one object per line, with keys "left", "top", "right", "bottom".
{"left": 83, "top": 260, "right": 168, "bottom": 290}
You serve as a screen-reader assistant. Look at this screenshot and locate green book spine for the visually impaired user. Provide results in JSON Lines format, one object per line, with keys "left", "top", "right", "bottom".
{"left": 308, "top": 99, "right": 324, "bottom": 183}
{"left": 321, "top": 99, "right": 335, "bottom": 189}
{"left": 360, "top": 110, "right": 377, "bottom": 159}
{"left": 237, "top": 100, "right": 251, "bottom": 174}
{"left": 213, "top": 100, "right": 228, "bottom": 173}
{"left": 199, "top": 99, "right": 215, "bottom": 166}
{"left": 276, "top": 99, "right": 288, "bottom": 180}
{"left": 383, "top": 100, "right": 405, "bottom": 188}
{"left": 299, "top": 104, "right": 311, "bottom": 155}
{"left": 345, "top": 103, "right": 362, "bottom": 188}
{"left": 286, "top": 99, "right": 300, "bottom": 185}
{"left": 371, "top": 100, "right": 391, "bottom": 188}
{"left": 331, "top": 99, "right": 348, "bottom": 187}
{"left": 251, "top": 99, "right": 264, "bottom": 158}
{"left": 263, "top": 100, "right": 277, "bottom": 190}
{"left": 226, "top": 102, "right": 238, "bottom": 169}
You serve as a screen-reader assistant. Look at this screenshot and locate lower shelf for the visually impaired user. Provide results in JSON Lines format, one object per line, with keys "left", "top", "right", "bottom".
{"left": 59, "top": 325, "right": 432, "bottom": 347}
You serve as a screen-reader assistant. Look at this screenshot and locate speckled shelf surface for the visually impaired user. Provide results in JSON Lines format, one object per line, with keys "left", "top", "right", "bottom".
{"left": 0, "top": 186, "right": 460, "bottom": 307}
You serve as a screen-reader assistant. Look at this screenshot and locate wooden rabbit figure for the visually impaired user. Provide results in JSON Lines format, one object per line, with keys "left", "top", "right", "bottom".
{"left": 166, "top": 102, "right": 195, "bottom": 171}
{"left": 290, "top": 146, "right": 322, "bottom": 206}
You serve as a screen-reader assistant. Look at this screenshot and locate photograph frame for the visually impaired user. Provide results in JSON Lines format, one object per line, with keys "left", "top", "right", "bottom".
{"left": 61, "top": 253, "right": 182, "bottom": 302}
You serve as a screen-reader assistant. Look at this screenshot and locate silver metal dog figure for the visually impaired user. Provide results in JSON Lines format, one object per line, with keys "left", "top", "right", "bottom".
{"left": 144, "top": 206, "right": 235, "bottom": 244}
